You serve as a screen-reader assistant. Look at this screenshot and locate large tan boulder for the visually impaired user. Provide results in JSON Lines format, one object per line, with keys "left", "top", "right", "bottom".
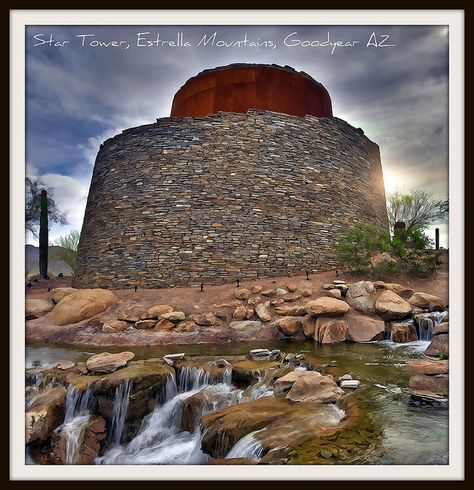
{"left": 305, "top": 297, "right": 350, "bottom": 316}
{"left": 274, "top": 316, "right": 302, "bottom": 337}
{"left": 229, "top": 321, "right": 262, "bottom": 334}
{"left": 26, "top": 386, "right": 67, "bottom": 443}
{"left": 345, "top": 281, "right": 376, "bottom": 314}
{"left": 232, "top": 306, "right": 247, "bottom": 320}
{"left": 102, "top": 320, "right": 129, "bottom": 333}
{"left": 301, "top": 315, "right": 317, "bottom": 338}
{"left": 142, "top": 304, "right": 173, "bottom": 319}
{"left": 375, "top": 290, "right": 411, "bottom": 320}
{"left": 314, "top": 317, "right": 347, "bottom": 344}
{"left": 274, "top": 371, "right": 344, "bottom": 403}
{"left": 135, "top": 320, "right": 157, "bottom": 330}
{"left": 255, "top": 303, "right": 272, "bottom": 322}
{"left": 434, "top": 321, "right": 449, "bottom": 335}
{"left": 410, "top": 374, "right": 448, "bottom": 398}
{"left": 345, "top": 312, "right": 385, "bottom": 342}
{"left": 192, "top": 312, "right": 217, "bottom": 326}
{"left": 153, "top": 319, "right": 175, "bottom": 331}
{"left": 26, "top": 298, "right": 55, "bottom": 319}
{"left": 407, "top": 360, "right": 449, "bottom": 376}
{"left": 389, "top": 322, "right": 418, "bottom": 343}
{"left": 50, "top": 289, "right": 117, "bottom": 326}
{"left": 234, "top": 288, "right": 252, "bottom": 300}
{"left": 275, "top": 304, "right": 307, "bottom": 316}
{"left": 118, "top": 305, "right": 145, "bottom": 322}
{"left": 409, "top": 292, "right": 447, "bottom": 311}
{"left": 425, "top": 334, "right": 449, "bottom": 358}
{"left": 374, "top": 281, "right": 414, "bottom": 299}
{"left": 51, "top": 287, "right": 77, "bottom": 303}
{"left": 160, "top": 311, "right": 186, "bottom": 322}
{"left": 86, "top": 351, "right": 135, "bottom": 373}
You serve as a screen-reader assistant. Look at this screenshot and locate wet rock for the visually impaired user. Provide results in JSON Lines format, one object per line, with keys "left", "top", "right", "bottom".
{"left": 141, "top": 304, "right": 173, "bottom": 319}
{"left": 56, "top": 360, "right": 75, "bottom": 370}
{"left": 407, "top": 360, "right": 449, "bottom": 375}
{"left": 274, "top": 371, "right": 344, "bottom": 403}
{"left": 102, "top": 320, "right": 129, "bottom": 332}
{"left": 118, "top": 305, "right": 145, "bottom": 322}
{"left": 275, "top": 304, "right": 307, "bottom": 316}
{"left": 255, "top": 303, "right": 272, "bottom": 322}
{"left": 345, "top": 312, "right": 385, "bottom": 342}
{"left": 160, "top": 311, "right": 186, "bottom": 322}
{"left": 389, "top": 321, "right": 418, "bottom": 343}
{"left": 251, "top": 285, "right": 263, "bottom": 294}
{"left": 26, "top": 385, "right": 67, "bottom": 443}
{"left": 345, "top": 281, "right": 376, "bottom": 314}
{"left": 153, "top": 319, "right": 175, "bottom": 331}
{"left": 233, "top": 306, "right": 247, "bottom": 321}
{"left": 425, "top": 334, "right": 449, "bottom": 358}
{"left": 326, "top": 289, "right": 342, "bottom": 299}
{"left": 135, "top": 319, "right": 157, "bottom": 330}
{"left": 301, "top": 314, "right": 317, "bottom": 338}
{"left": 192, "top": 312, "right": 217, "bottom": 326}
{"left": 229, "top": 320, "right": 262, "bottom": 334}
{"left": 249, "top": 348, "right": 271, "bottom": 360}
{"left": 305, "top": 297, "right": 350, "bottom": 316}
{"left": 373, "top": 281, "right": 414, "bottom": 299}
{"left": 234, "top": 288, "right": 252, "bottom": 300}
{"left": 375, "top": 290, "right": 412, "bottom": 320}
{"left": 434, "top": 321, "right": 449, "bottom": 335}
{"left": 231, "top": 360, "right": 278, "bottom": 386}
{"left": 50, "top": 287, "right": 77, "bottom": 304}
{"left": 410, "top": 374, "right": 448, "bottom": 398}
{"left": 314, "top": 317, "right": 347, "bottom": 344}
{"left": 86, "top": 351, "right": 135, "bottom": 374}
{"left": 340, "top": 380, "right": 360, "bottom": 389}
{"left": 409, "top": 292, "right": 447, "bottom": 311}
{"left": 274, "top": 316, "right": 302, "bottom": 337}
{"left": 163, "top": 353, "right": 185, "bottom": 365}
{"left": 26, "top": 298, "right": 55, "bottom": 319}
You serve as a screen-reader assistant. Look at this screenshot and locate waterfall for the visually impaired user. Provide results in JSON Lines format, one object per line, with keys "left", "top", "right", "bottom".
{"left": 225, "top": 430, "right": 265, "bottom": 459}
{"left": 64, "top": 385, "right": 91, "bottom": 422}
{"left": 222, "top": 367, "right": 233, "bottom": 385}
{"left": 109, "top": 379, "right": 132, "bottom": 446}
{"left": 247, "top": 373, "right": 274, "bottom": 400}
{"left": 414, "top": 311, "right": 448, "bottom": 341}
{"left": 178, "top": 366, "right": 211, "bottom": 392}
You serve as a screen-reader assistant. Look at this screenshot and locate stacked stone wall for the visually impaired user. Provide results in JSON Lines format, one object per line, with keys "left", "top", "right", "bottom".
{"left": 73, "top": 110, "right": 388, "bottom": 288}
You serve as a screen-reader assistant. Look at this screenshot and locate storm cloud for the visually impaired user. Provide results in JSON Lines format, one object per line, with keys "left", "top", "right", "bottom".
{"left": 25, "top": 25, "right": 449, "bottom": 245}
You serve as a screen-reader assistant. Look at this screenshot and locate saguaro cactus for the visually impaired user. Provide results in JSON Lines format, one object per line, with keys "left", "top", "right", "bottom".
{"left": 39, "top": 190, "right": 48, "bottom": 278}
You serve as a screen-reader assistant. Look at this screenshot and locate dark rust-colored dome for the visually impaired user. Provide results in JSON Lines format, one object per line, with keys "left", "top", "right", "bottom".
{"left": 170, "top": 64, "right": 333, "bottom": 118}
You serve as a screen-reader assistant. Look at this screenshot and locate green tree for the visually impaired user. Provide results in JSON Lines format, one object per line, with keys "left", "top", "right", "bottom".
{"left": 26, "top": 177, "right": 68, "bottom": 237}
{"left": 53, "top": 230, "right": 81, "bottom": 272}
{"left": 387, "top": 189, "right": 448, "bottom": 235}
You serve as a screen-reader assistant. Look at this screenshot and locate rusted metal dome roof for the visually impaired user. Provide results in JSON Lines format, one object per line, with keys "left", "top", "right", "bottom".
{"left": 170, "top": 64, "right": 333, "bottom": 118}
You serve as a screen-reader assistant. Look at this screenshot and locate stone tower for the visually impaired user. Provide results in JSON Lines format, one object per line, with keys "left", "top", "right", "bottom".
{"left": 73, "top": 64, "right": 388, "bottom": 289}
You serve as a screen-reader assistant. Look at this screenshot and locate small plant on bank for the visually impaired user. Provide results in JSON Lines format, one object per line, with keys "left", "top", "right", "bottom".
{"left": 52, "top": 230, "right": 81, "bottom": 273}
{"left": 439, "top": 352, "right": 446, "bottom": 360}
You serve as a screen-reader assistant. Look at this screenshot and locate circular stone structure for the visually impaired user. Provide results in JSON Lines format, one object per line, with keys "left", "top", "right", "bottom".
{"left": 171, "top": 64, "right": 333, "bottom": 118}
{"left": 74, "top": 65, "right": 388, "bottom": 289}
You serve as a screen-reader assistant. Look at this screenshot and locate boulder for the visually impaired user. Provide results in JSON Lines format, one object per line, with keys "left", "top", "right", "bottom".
{"left": 345, "top": 281, "right": 376, "bottom": 314}
{"left": 251, "top": 285, "right": 263, "bottom": 294}
{"left": 305, "top": 297, "right": 350, "bottom": 316}
{"left": 101, "top": 320, "right": 129, "bottom": 332}
{"left": 274, "top": 371, "right": 344, "bottom": 403}
{"left": 434, "top": 321, "right": 449, "bottom": 335}
{"left": 274, "top": 316, "right": 302, "bottom": 337}
{"left": 229, "top": 321, "right": 263, "bottom": 334}
{"left": 389, "top": 322, "right": 418, "bottom": 343}
{"left": 409, "top": 292, "right": 447, "bottom": 311}
{"left": 245, "top": 308, "right": 255, "bottom": 320}
{"left": 249, "top": 348, "right": 272, "bottom": 360}
{"left": 276, "top": 288, "right": 288, "bottom": 295}
{"left": 175, "top": 320, "right": 197, "bottom": 332}
{"left": 26, "top": 298, "right": 55, "bottom": 319}
{"left": 410, "top": 374, "right": 448, "bottom": 398}
{"left": 407, "top": 360, "right": 449, "bottom": 376}
{"left": 118, "top": 305, "right": 145, "bottom": 322}
{"left": 301, "top": 315, "right": 317, "bottom": 338}
{"left": 231, "top": 359, "right": 278, "bottom": 386}
{"left": 314, "top": 317, "right": 347, "bottom": 344}
{"left": 153, "top": 319, "right": 175, "bottom": 332}
{"left": 345, "top": 312, "right": 385, "bottom": 342}
{"left": 26, "top": 386, "right": 67, "bottom": 443}
{"left": 375, "top": 290, "right": 411, "bottom": 320}
{"left": 51, "top": 287, "right": 77, "bottom": 303}
{"left": 261, "top": 289, "right": 276, "bottom": 297}
{"left": 286, "top": 284, "right": 298, "bottom": 292}
{"left": 163, "top": 353, "right": 185, "bottom": 365}
{"left": 275, "top": 304, "right": 307, "bottom": 316}
{"left": 326, "top": 289, "right": 342, "bottom": 299}
{"left": 86, "top": 351, "right": 135, "bottom": 374}
{"left": 248, "top": 296, "right": 262, "bottom": 306}
{"left": 233, "top": 306, "right": 247, "bottom": 321}
{"left": 234, "top": 288, "right": 252, "bottom": 300}
{"left": 135, "top": 320, "right": 157, "bottom": 330}
{"left": 283, "top": 294, "right": 302, "bottom": 302}
{"left": 425, "top": 334, "right": 449, "bottom": 358}
{"left": 373, "top": 281, "right": 414, "bottom": 299}
{"left": 142, "top": 304, "right": 173, "bottom": 319}
{"left": 255, "top": 303, "right": 272, "bottom": 322}
{"left": 160, "top": 311, "right": 186, "bottom": 322}
{"left": 193, "top": 312, "right": 217, "bottom": 326}
{"left": 57, "top": 360, "right": 75, "bottom": 370}
{"left": 50, "top": 289, "right": 118, "bottom": 326}
{"left": 340, "top": 380, "right": 360, "bottom": 389}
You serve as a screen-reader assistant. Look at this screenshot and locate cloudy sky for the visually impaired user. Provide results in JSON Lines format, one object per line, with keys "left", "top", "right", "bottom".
{"left": 25, "top": 25, "right": 449, "bottom": 246}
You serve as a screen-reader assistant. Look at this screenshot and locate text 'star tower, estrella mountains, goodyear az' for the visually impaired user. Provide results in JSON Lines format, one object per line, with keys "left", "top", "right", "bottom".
{"left": 73, "top": 64, "right": 388, "bottom": 289}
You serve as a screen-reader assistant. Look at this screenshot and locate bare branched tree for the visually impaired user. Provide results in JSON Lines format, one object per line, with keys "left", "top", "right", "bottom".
{"left": 387, "top": 189, "right": 448, "bottom": 233}
{"left": 25, "top": 177, "right": 68, "bottom": 237}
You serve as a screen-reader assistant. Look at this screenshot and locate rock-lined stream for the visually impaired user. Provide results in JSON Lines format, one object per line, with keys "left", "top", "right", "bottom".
{"left": 26, "top": 337, "right": 448, "bottom": 466}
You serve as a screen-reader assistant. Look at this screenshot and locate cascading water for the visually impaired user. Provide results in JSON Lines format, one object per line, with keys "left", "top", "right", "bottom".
{"left": 109, "top": 379, "right": 132, "bottom": 446}
{"left": 414, "top": 311, "right": 448, "bottom": 341}
{"left": 178, "top": 366, "right": 211, "bottom": 392}
{"left": 225, "top": 430, "right": 265, "bottom": 459}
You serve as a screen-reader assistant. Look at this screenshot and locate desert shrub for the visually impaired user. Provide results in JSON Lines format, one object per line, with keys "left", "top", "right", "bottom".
{"left": 52, "top": 230, "right": 80, "bottom": 272}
